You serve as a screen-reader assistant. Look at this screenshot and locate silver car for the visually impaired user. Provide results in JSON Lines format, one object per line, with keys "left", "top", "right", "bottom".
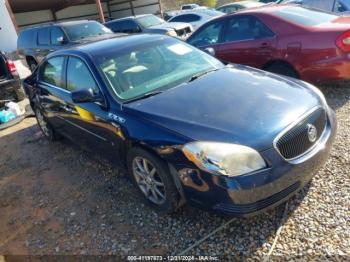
{"left": 168, "top": 9, "right": 224, "bottom": 31}
{"left": 278, "top": 0, "right": 350, "bottom": 13}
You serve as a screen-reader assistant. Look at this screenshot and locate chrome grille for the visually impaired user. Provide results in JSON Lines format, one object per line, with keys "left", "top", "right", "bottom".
{"left": 276, "top": 107, "right": 327, "bottom": 160}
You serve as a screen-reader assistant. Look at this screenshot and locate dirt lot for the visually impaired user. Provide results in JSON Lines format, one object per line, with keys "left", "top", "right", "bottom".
{"left": 0, "top": 85, "right": 349, "bottom": 259}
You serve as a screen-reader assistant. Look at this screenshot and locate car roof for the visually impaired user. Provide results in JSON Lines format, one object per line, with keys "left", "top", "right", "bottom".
{"left": 49, "top": 34, "right": 165, "bottom": 58}
{"left": 105, "top": 14, "right": 156, "bottom": 24}
{"left": 219, "top": 0, "right": 264, "bottom": 7}
{"left": 231, "top": 3, "right": 305, "bottom": 14}
{"left": 25, "top": 20, "right": 94, "bottom": 29}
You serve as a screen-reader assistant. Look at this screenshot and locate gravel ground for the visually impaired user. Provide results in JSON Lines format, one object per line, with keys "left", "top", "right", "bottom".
{"left": 0, "top": 85, "right": 349, "bottom": 260}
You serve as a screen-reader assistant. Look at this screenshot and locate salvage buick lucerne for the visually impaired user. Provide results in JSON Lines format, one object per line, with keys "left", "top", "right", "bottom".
{"left": 24, "top": 34, "right": 336, "bottom": 216}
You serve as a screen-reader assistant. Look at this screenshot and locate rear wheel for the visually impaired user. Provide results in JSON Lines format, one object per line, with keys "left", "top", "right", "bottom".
{"left": 264, "top": 62, "right": 299, "bottom": 79}
{"left": 34, "top": 106, "right": 58, "bottom": 141}
{"left": 127, "top": 148, "right": 180, "bottom": 214}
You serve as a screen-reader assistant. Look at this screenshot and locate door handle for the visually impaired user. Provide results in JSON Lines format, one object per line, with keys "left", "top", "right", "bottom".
{"left": 62, "top": 105, "right": 75, "bottom": 113}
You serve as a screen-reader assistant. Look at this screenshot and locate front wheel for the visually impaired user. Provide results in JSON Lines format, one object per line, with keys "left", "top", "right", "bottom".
{"left": 264, "top": 63, "right": 299, "bottom": 79}
{"left": 127, "top": 148, "right": 180, "bottom": 214}
{"left": 34, "top": 106, "right": 58, "bottom": 141}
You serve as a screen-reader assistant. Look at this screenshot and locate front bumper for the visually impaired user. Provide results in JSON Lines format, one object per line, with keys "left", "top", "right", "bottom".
{"left": 176, "top": 108, "right": 337, "bottom": 217}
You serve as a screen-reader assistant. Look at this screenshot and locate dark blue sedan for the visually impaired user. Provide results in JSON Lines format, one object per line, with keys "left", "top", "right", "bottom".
{"left": 24, "top": 34, "right": 337, "bottom": 216}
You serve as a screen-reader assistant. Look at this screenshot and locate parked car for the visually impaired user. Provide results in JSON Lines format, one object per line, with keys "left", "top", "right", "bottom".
{"left": 17, "top": 20, "right": 114, "bottom": 72}
{"left": 104, "top": 14, "right": 193, "bottom": 38}
{"left": 164, "top": 10, "right": 181, "bottom": 21}
{"left": 0, "top": 52, "right": 25, "bottom": 101}
{"left": 277, "top": 0, "right": 350, "bottom": 13}
{"left": 217, "top": 1, "right": 266, "bottom": 14}
{"left": 24, "top": 34, "right": 336, "bottom": 216}
{"left": 181, "top": 4, "right": 201, "bottom": 10}
{"left": 168, "top": 9, "right": 224, "bottom": 31}
{"left": 187, "top": 5, "right": 350, "bottom": 84}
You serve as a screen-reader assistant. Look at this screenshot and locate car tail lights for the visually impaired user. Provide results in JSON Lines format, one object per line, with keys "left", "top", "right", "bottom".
{"left": 336, "top": 31, "right": 350, "bottom": 52}
{"left": 7, "top": 60, "right": 18, "bottom": 75}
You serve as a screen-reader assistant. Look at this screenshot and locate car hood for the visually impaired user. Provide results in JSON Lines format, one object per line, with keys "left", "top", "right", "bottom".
{"left": 149, "top": 22, "right": 191, "bottom": 31}
{"left": 124, "top": 65, "right": 323, "bottom": 151}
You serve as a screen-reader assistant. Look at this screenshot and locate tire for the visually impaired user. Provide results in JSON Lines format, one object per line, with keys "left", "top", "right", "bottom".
{"left": 264, "top": 62, "right": 299, "bottom": 79}
{"left": 127, "top": 147, "right": 180, "bottom": 214}
{"left": 27, "top": 59, "right": 37, "bottom": 73}
{"left": 34, "top": 106, "right": 58, "bottom": 141}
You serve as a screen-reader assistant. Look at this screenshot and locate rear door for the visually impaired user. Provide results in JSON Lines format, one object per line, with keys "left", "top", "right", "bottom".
{"left": 216, "top": 15, "right": 277, "bottom": 68}
{"left": 37, "top": 56, "right": 68, "bottom": 133}
{"left": 36, "top": 28, "right": 52, "bottom": 62}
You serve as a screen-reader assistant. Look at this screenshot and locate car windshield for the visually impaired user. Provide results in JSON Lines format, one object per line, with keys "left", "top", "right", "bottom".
{"left": 63, "top": 21, "right": 113, "bottom": 41}
{"left": 274, "top": 7, "right": 338, "bottom": 26}
{"left": 96, "top": 38, "right": 224, "bottom": 101}
{"left": 136, "top": 15, "right": 164, "bottom": 28}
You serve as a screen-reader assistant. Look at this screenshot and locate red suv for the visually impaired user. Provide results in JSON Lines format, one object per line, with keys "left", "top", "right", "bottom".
{"left": 187, "top": 5, "right": 350, "bottom": 85}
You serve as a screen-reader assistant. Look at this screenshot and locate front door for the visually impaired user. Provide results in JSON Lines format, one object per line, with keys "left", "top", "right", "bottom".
{"left": 216, "top": 15, "right": 277, "bottom": 68}
{"left": 187, "top": 18, "right": 227, "bottom": 57}
{"left": 59, "top": 56, "right": 122, "bottom": 164}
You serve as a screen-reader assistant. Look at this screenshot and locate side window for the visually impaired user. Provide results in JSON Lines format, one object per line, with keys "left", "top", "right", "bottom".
{"left": 51, "top": 27, "right": 65, "bottom": 45}
{"left": 187, "top": 20, "right": 225, "bottom": 47}
{"left": 335, "top": 1, "right": 347, "bottom": 12}
{"left": 109, "top": 22, "right": 122, "bottom": 32}
{"left": 223, "top": 16, "right": 274, "bottom": 43}
{"left": 122, "top": 20, "right": 140, "bottom": 33}
{"left": 38, "top": 28, "right": 50, "bottom": 45}
{"left": 224, "top": 6, "right": 237, "bottom": 13}
{"left": 40, "top": 57, "right": 65, "bottom": 87}
{"left": 66, "top": 57, "right": 98, "bottom": 93}
{"left": 172, "top": 14, "right": 200, "bottom": 23}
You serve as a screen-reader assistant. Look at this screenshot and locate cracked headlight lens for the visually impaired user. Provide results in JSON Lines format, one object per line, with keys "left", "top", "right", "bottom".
{"left": 182, "top": 142, "right": 266, "bottom": 177}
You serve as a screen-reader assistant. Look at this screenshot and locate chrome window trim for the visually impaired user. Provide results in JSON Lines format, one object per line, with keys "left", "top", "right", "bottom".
{"left": 273, "top": 105, "right": 327, "bottom": 163}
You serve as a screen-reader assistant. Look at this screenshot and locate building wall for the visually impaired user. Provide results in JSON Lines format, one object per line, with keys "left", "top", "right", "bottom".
{"left": 14, "top": 0, "right": 161, "bottom": 30}
{"left": 0, "top": 0, "right": 18, "bottom": 52}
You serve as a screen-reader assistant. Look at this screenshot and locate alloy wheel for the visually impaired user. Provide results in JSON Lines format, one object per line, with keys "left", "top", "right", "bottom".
{"left": 132, "top": 157, "right": 167, "bottom": 205}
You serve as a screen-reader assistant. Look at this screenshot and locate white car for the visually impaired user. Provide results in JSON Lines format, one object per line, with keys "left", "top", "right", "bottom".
{"left": 181, "top": 4, "right": 201, "bottom": 10}
{"left": 168, "top": 9, "right": 225, "bottom": 31}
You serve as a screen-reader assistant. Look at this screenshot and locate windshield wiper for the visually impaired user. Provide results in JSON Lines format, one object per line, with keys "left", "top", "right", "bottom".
{"left": 123, "top": 91, "right": 163, "bottom": 104}
{"left": 187, "top": 68, "right": 219, "bottom": 83}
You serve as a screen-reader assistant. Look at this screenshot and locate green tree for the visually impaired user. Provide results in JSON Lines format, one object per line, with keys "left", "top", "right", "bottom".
{"left": 200, "top": 0, "right": 217, "bottom": 7}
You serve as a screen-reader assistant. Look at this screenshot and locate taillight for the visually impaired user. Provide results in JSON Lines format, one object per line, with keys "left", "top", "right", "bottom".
{"left": 336, "top": 31, "right": 350, "bottom": 52}
{"left": 7, "top": 60, "right": 18, "bottom": 75}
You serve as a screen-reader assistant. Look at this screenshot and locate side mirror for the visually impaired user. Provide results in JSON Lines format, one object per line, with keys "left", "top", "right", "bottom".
{"left": 57, "top": 36, "right": 66, "bottom": 45}
{"left": 204, "top": 47, "right": 215, "bottom": 56}
{"left": 72, "top": 89, "right": 103, "bottom": 104}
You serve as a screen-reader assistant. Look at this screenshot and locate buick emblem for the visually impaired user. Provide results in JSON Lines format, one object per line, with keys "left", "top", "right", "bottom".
{"left": 307, "top": 124, "right": 317, "bottom": 143}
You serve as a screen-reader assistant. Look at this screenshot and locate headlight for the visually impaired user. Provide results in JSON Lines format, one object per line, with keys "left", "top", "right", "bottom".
{"left": 303, "top": 81, "right": 328, "bottom": 107}
{"left": 166, "top": 30, "right": 177, "bottom": 37}
{"left": 182, "top": 142, "right": 266, "bottom": 177}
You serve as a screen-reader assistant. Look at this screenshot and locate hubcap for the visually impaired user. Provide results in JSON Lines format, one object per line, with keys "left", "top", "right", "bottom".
{"left": 132, "top": 157, "right": 166, "bottom": 205}
{"left": 36, "top": 109, "right": 50, "bottom": 137}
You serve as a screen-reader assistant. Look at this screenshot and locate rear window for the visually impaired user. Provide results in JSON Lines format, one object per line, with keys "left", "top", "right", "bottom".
{"left": 274, "top": 7, "right": 338, "bottom": 26}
